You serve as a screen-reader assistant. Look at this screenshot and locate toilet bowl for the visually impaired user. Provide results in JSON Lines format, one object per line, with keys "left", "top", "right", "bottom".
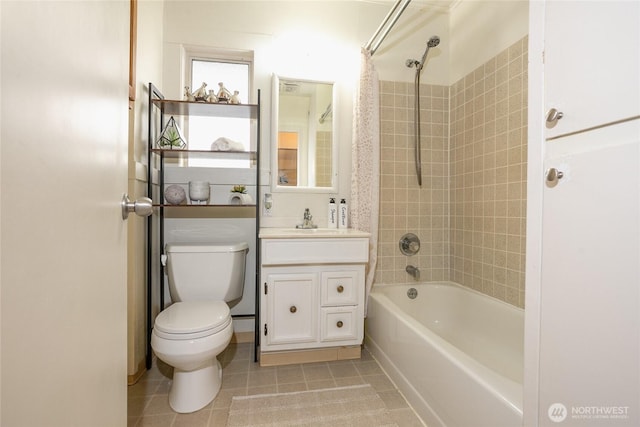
{"left": 151, "top": 241, "right": 248, "bottom": 413}
{"left": 151, "top": 300, "right": 233, "bottom": 413}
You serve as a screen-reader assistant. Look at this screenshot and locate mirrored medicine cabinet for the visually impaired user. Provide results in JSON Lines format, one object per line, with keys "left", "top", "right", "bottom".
{"left": 271, "top": 75, "right": 337, "bottom": 193}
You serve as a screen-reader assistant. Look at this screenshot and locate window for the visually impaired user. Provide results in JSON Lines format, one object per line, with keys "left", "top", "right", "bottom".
{"left": 185, "top": 51, "right": 253, "bottom": 167}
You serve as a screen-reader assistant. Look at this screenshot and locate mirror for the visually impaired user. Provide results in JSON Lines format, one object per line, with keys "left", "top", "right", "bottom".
{"left": 271, "top": 75, "right": 336, "bottom": 192}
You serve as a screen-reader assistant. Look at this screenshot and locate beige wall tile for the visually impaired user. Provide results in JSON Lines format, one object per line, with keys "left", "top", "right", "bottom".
{"left": 376, "top": 36, "right": 527, "bottom": 308}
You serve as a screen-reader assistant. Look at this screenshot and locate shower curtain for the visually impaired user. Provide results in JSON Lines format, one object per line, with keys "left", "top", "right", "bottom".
{"left": 351, "top": 47, "right": 380, "bottom": 315}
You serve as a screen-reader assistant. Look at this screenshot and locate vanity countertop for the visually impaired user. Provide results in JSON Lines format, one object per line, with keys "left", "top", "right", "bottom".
{"left": 259, "top": 227, "right": 371, "bottom": 239}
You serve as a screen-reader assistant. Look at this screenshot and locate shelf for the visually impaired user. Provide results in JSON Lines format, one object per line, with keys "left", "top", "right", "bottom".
{"left": 154, "top": 204, "right": 256, "bottom": 208}
{"left": 159, "top": 204, "right": 257, "bottom": 219}
{"left": 151, "top": 148, "right": 257, "bottom": 161}
{"left": 152, "top": 99, "right": 259, "bottom": 119}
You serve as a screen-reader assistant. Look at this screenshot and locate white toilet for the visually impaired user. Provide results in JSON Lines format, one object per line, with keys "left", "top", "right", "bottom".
{"left": 151, "top": 242, "right": 248, "bottom": 413}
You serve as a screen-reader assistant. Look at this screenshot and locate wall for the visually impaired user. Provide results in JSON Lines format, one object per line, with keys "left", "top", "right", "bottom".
{"left": 376, "top": 82, "right": 451, "bottom": 284}
{"left": 128, "top": 0, "right": 164, "bottom": 381}
{"left": 161, "top": 1, "right": 449, "bottom": 228}
{"left": 448, "top": 0, "right": 529, "bottom": 84}
{"left": 449, "top": 37, "right": 528, "bottom": 307}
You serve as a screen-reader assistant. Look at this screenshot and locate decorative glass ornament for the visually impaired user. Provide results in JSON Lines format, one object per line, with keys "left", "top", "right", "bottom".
{"left": 157, "top": 116, "right": 187, "bottom": 149}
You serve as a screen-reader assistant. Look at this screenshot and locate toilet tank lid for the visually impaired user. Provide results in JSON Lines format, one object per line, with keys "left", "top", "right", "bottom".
{"left": 165, "top": 242, "right": 249, "bottom": 253}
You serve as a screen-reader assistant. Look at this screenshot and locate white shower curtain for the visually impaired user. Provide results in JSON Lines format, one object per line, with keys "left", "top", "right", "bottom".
{"left": 351, "top": 47, "right": 380, "bottom": 315}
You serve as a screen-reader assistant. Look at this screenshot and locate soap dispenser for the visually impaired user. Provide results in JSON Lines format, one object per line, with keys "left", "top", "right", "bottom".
{"left": 339, "top": 198, "right": 348, "bottom": 229}
{"left": 328, "top": 198, "right": 337, "bottom": 228}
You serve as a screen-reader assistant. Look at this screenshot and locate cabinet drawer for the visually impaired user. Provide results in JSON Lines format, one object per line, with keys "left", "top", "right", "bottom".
{"left": 261, "top": 238, "right": 369, "bottom": 264}
{"left": 320, "top": 307, "right": 359, "bottom": 342}
{"left": 321, "top": 271, "right": 359, "bottom": 306}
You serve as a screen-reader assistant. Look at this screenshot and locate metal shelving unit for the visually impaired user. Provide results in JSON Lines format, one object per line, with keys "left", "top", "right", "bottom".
{"left": 146, "top": 83, "right": 261, "bottom": 368}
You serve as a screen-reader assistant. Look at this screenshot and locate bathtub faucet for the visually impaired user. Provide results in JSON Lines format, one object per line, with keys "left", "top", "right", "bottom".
{"left": 406, "top": 265, "right": 420, "bottom": 280}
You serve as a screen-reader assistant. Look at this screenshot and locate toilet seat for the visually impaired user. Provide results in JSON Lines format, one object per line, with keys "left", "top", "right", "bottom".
{"left": 154, "top": 301, "right": 231, "bottom": 340}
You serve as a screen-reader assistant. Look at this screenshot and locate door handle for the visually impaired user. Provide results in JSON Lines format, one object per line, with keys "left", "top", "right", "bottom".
{"left": 121, "top": 194, "right": 153, "bottom": 219}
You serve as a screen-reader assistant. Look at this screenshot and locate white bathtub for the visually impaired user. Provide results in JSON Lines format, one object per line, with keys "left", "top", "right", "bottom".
{"left": 365, "top": 282, "right": 524, "bottom": 427}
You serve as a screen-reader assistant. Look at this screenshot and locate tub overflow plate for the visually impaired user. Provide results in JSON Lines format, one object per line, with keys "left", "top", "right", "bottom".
{"left": 407, "top": 288, "right": 418, "bottom": 299}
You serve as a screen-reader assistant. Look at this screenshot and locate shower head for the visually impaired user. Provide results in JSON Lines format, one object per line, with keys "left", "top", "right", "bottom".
{"left": 417, "top": 35, "right": 440, "bottom": 69}
{"left": 427, "top": 36, "right": 440, "bottom": 48}
{"left": 406, "top": 35, "right": 441, "bottom": 69}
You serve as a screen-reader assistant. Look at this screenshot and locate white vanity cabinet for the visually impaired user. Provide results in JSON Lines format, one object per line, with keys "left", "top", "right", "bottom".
{"left": 259, "top": 228, "right": 370, "bottom": 366}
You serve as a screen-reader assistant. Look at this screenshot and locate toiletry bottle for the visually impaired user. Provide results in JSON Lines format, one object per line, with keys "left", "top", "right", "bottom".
{"left": 328, "top": 198, "right": 337, "bottom": 228}
{"left": 339, "top": 198, "right": 348, "bottom": 229}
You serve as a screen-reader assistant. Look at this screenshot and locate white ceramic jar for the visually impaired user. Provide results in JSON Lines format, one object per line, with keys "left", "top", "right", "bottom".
{"left": 189, "top": 181, "right": 210, "bottom": 205}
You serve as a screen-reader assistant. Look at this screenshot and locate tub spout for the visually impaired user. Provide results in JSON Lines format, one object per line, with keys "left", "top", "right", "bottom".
{"left": 406, "top": 265, "right": 420, "bottom": 280}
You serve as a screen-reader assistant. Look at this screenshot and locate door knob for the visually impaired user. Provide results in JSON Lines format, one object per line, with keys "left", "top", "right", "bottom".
{"left": 121, "top": 194, "right": 153, "bottom": 220}
{"left": 546, "top": 108, "right": 564, "bottom": 128}
{"left": 545, "top": 168, "right": 564, "bottom": 188}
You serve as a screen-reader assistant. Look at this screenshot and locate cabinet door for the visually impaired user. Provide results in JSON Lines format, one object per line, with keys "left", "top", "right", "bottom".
{"left": 544, "top": 1, "right": 640, "bottom": 139}
{"left": 265, "top": 272, "right": 318, "bottom": 345}
{"left": 537, "top": 126, "right": 640, "bottom": 426}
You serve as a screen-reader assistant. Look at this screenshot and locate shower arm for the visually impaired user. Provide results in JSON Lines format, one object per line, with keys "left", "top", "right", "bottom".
{"left": 364, "top": 0, "right": 412, "bottom": 56}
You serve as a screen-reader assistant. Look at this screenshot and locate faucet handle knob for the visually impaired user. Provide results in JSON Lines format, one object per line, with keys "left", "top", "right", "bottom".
{"left": 399, "top": 233, "right": 421, "bottom": 256}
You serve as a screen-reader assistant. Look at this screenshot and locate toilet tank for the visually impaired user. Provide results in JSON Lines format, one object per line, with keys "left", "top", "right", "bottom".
{"left": 165, "top": 242, "right": 248, "bottom": 302}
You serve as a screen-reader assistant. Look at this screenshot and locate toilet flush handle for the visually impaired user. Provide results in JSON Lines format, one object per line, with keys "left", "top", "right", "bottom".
{"left": 161, "top": 254, "right": 167, "bottom": 267}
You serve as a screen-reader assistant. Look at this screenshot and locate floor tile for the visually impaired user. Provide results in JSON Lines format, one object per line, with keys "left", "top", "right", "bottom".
{"left": 128, "top": 344, "right": 425, "bottom": 426}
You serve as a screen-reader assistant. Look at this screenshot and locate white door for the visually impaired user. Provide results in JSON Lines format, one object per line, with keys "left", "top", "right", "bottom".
{"left": 1, "top": 1, "right": 129, "bottom": 426}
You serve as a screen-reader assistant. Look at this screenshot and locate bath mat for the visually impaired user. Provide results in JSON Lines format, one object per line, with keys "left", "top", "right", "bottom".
{"left": 226, "top": 384, "right": 399, "bottom": 427}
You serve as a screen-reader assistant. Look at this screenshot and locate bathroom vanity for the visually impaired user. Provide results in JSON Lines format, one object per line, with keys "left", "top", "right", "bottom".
{"left": 258, "top": 228, "right": 370, "bottom": 366}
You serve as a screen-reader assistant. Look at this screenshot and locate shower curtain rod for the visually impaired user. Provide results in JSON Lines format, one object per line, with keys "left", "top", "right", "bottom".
{"left": 364, "top": 0, "right": 412, "bottom": 56}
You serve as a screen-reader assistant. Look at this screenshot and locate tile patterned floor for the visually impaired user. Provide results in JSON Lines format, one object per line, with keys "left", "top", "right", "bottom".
{"left": 128, "top": 344, "right": 425, "bottom": 427}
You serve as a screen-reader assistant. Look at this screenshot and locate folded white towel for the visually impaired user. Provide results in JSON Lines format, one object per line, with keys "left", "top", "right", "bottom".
{"left": 211, "top": 137, "right": 245, "bottom": 151}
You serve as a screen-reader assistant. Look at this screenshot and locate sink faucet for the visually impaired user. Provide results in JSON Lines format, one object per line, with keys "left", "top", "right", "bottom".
{"left": 296, "top": 208, "right": 317, "bottom": 229}
{"left": 406, "top": 265, "right": 420, "bottom": 280}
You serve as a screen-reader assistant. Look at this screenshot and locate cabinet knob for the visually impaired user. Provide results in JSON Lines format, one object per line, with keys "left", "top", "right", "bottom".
{"left": 337, "top": 285, "right": 344, "bottom": 293}
{"left": 289, "top": 306, "right": 297, "bottom": 313}
{"left": 545, "top": 108, "right": 564, "bottom": 128}
{"left": 336, "top": 321, "right": 344, "bottom": 328}
{"left": 545, "top": 167, "right": 564, "bottom": 188}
